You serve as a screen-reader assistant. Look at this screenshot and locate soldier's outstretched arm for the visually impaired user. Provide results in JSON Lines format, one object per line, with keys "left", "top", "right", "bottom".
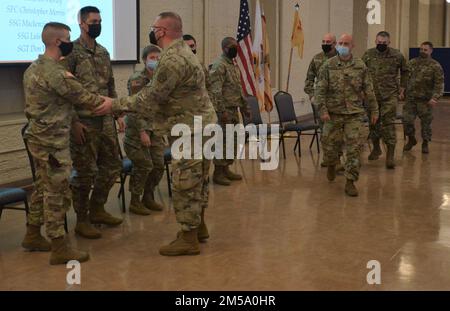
{"left": 51, "top": 70, "right": 103, "bottom": 109}
{"left": 99, "top": 55, "right": 185, "bottom": 118}
{"left": 208, "top": 63, "right": 226, "bottom": 113}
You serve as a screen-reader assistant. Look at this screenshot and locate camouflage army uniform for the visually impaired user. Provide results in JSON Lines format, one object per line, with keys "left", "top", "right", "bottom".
{"left": 23, "top": 55, "right": 102, "bottom": 239}
{"left": 362, "top": 47, "right": 407, "bottom": 146}
{"left": 208, "top": 54, "right": 247, "bottom": 167}
{"left": 63, "top": 38, "right": 121, "bottom": 221}
{"left": 404, "top": 57, "right": 444, "bottom": 142}
{"left": 112, "top": 39, "right": 217, "bottom": 232}
{"left": 305, "top": 50, "right": 338, "bottom": 104}
{"left": 316, "top": 56, "right": 379, "bottom": 181}
{"left": 124, "top": 69, "right": 165, "bottom": 200}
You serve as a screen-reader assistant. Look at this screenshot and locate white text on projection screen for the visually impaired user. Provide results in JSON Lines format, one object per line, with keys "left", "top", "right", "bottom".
{"left": 0, "top": 0, "right": 134, "bottom": 63}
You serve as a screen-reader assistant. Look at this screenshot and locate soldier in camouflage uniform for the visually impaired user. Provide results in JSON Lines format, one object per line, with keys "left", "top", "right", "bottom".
{"left": 316, "top": 34, "right": 379, "bottom": 197}
{"left": 96, "top": 12, "right": 218, "bottom": 256}
{"left": 63, "top": 6, "right": 123, "bottom": 240}
{"left": 124, "top": 45, "right": 165, "bottom": 215}
{"left": 22, "top": 22, "right": 111, "bottom": 265}
{"left": 403, "top": 41, "right": 445, "bottom": 154}
{"left": 362, "top": 31, "right": 408, "bottom": 169}
{"left": 209, "top": 37, "right": 250, "bottom": 186}
{"left": 304, "top": 33, "right": 343, "bottom": 168}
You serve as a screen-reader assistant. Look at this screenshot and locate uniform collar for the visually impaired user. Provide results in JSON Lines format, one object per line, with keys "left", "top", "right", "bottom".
{"left": 323, "top": 50, "right": 338, "bottom": 58}
{"left": 39, "top": 54, "right": 58, "bottom": 63}
{"left": 77, "top": 37, "right": 98, "bottom": 54}
{"left": 337, "top": 55, "right": 355, "bottom": 66}
{"left": 221, "top": 54, "right": 234, "bottom": 64}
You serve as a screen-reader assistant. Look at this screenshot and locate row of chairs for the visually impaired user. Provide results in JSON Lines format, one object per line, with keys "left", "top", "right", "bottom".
{"left": 242, "top": 91, "right": 321, "bottom": 159}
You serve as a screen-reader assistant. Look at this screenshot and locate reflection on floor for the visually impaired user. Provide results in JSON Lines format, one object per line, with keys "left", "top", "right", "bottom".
{"left": 1, "top": 102, "right": 450, "bottom": 291}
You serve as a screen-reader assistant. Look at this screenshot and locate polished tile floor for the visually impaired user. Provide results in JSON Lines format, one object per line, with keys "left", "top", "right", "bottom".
{"left": 1, "top": 102, "right": 450, "bottom": 291}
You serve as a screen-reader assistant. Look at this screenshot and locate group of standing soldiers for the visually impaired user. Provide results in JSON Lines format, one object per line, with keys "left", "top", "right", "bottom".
{"left": 305, "top": 31, "right": 444, "bottom": 197}
{"left": 21, "top": 7, "right": 250, "bottom": 265}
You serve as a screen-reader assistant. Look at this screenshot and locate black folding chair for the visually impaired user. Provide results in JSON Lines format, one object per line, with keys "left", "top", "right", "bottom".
{"left": 0, "top": 188, "right": 29, "bottom": 220}
{"left": 274, "top": 91, "right": 320, "bottom": 159}
{"left": 21, "top": 124, "right": 68, "bottom": 232}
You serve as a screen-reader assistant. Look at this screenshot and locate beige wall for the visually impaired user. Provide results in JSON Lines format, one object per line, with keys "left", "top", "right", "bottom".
{"left": 0, "top": 0, "right": 448, "bottom": 185}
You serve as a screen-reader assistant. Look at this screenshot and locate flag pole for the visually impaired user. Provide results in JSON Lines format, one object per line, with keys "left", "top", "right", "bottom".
{"left": 286, "top": 3, "right": 300, "bottom": 93}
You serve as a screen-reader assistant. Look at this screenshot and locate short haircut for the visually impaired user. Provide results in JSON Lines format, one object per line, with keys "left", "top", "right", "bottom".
{"left": 42, "top": 22, "right": 71, "bottom": 46}
{"left": 183, "top": 34, "right": 196, "bottom": 44}
{"left": 222, "top": 37, "right": 237, "bottom": 49}
{"left": 421, "top": 41, "right": 434, "bottom": 49}
{"left": 79, "top": 6, "right": 100, "bottom": 23}
{"left": 158, "top": 12, "right": 182, "bottom": 31}
{"left": 142, "top": 45, "right": 161, "bottom": 60}
{"left": 376, "top": 31, "right": 390, "bottom": 38}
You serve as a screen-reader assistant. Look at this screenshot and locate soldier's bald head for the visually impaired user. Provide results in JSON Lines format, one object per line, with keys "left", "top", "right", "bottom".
{"left": 42, "top": 22, "right": 71, "bottom": 47}
{"left": 156, "top": 12, "right": 183, "bottom": 37}
{"left": 338, "top": 34, "right": 354, "bottom": 47}
{"left": 323, "top": 33, "right": 336, "bottom": 44}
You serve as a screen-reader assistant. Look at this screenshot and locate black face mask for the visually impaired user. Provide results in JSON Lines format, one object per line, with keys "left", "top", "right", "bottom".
{"left": 376, "top": 44, "right": 388, "bottom": 53}
{"left": 149, "top": 30, "right": 158, "bottom": 46}
{"left": 59, "top": 40, "right": 74, "bottom": 57}
{"left": 226, "top": 47, "right": 238, "bottom": 59}
{"left": 87, "top": 24, "right": 101, "bottom": 39}
{"left": 322, "top": 44, "right": 332, "bottom": 54}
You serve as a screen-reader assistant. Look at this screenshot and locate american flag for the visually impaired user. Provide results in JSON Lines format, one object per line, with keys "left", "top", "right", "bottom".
{"left": 236, "top": 0, "right": 257, "bottom": 97}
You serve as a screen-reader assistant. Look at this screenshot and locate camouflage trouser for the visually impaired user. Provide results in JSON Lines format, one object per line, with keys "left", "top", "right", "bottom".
{"left": 124, "top": 133, "right": 165, "bottom": 196}
{"left": 70, "top": 116, "right": 122, "bottom": 218}
{"left": 27, "top": 143, "right": 71, "bottom": 239}
{"left": 369, "top": 96, "right": 397, "bottom": 146}
{"left": 322, "top": 113, "right": 365, "bottom": 181}
{"left": 172, "top": 158, "right": 211, "bottom": 231}
{"left": 403, "top": 98, "right": 433, "bottom": 142}
{"left": 214, "top": 106, "right": 240, "bottom": 167}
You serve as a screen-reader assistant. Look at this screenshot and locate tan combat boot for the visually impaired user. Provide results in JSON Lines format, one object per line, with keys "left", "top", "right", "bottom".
{"left": 368, "top": 138, "right": 382, "bottom": 161}
{"left": 403, "top": 136, "right": 417, "bottom": 151}
{"left": 75, "top": 218, "right": 102, "bottom": 239}
{"left": 198, "top": 208, "right": 209, "bottom": 243}
{"left": 129, "top": 194, "right": 151, "bottom": 216}
{"left": 345, "top": 179, "right": 359, "bottom": 197}
{"left": 160, "top": 229, "right": 200, "bottom": 256}
{"left": 213, "top": 166, "right": 231, "bottom": 186}
{"left": 142, "top": 191, "right": 164, "bottom": 212}
{"left": 386, "top": 145, "right": 396, "bottom": 169}
{"left": 89, "top": 202, "right": 123, "bottom": 226}
{"left": 224, "top": 165, "right": 243, "bottom": 181}
{"left": 49, "top": 237, "right": 90, "bottom": 265}
{"left": 327, "top": 165, "right": 336, "bottom": 182}
{"left": 22, "top": 225, "right": 51, "bottom": 252}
